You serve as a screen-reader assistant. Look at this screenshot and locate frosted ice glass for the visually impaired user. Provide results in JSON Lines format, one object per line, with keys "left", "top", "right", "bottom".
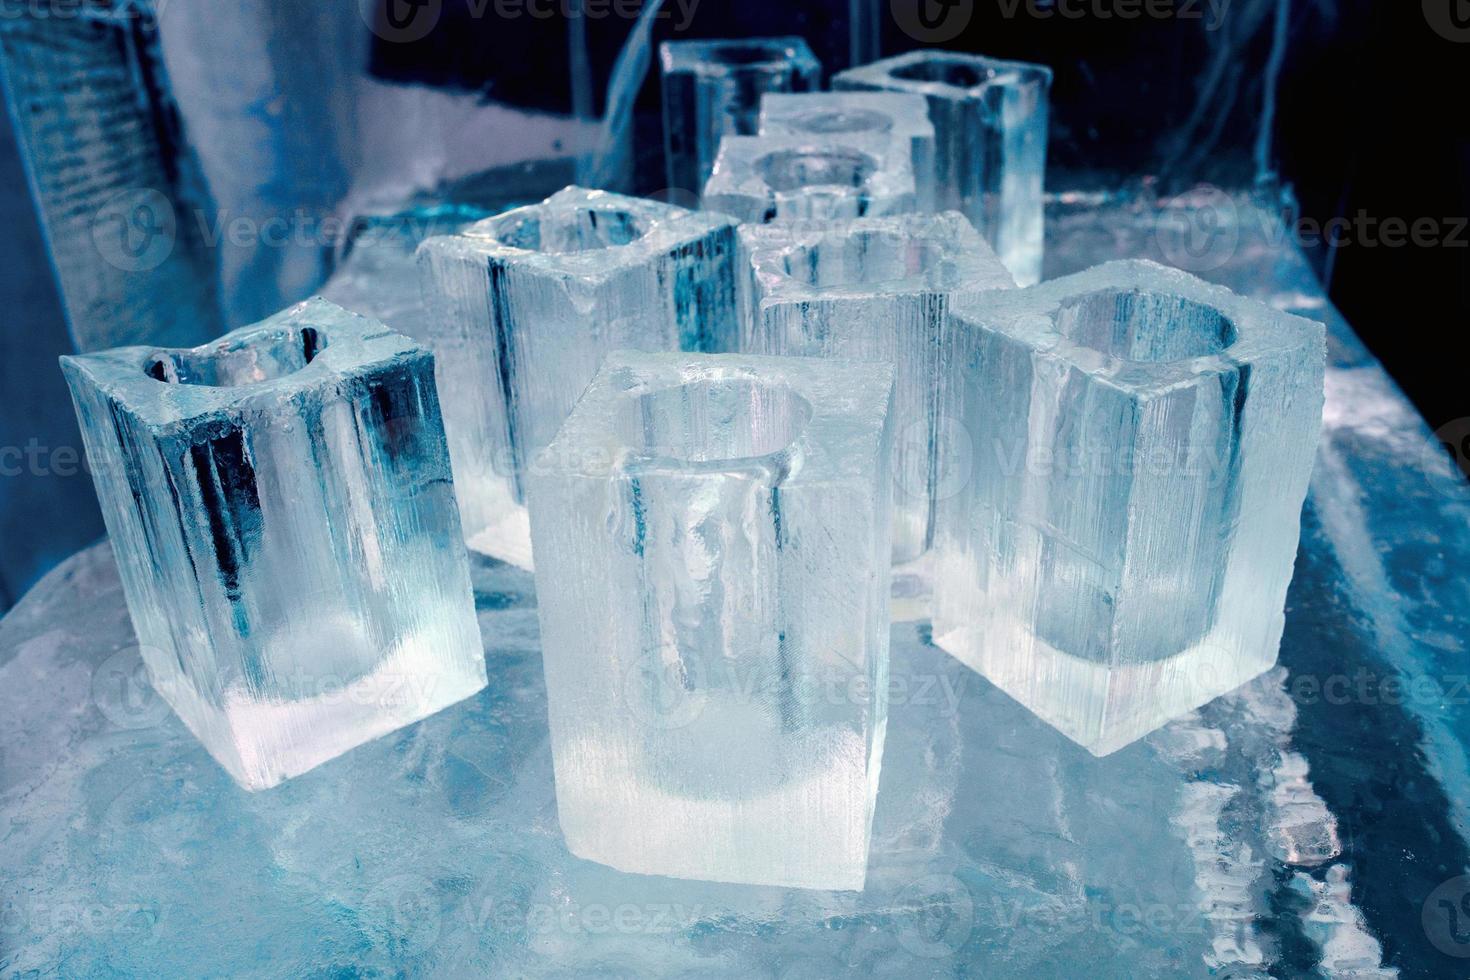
{"left": 416, "top": 187, "right": 739, "bottom": 569}
{"left": 660, "top": 37, "right": 821, "bottom": 196}
{"left": 933, "top": 260, "right": 1325, "bottom": 755}
{"left": 742, "top": 212, "right": 1013, "bottom": 570}
{"left": 527, "top": 351, "right": 894, "bottom": 890}
{"left": 701, "top": 132, "right": 917, "bottom": 224}
{"left": 758, "top": 91, "right": 937, "bottom": 210}
{"left": 834, "top": 50, "right": 1051, "bottom": 286}
{"left": 60, "top": 298, "right": 487, "bottom": 790}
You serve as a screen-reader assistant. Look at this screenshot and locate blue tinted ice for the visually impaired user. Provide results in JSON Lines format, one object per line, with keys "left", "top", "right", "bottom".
{"left": 834, "top": 50, "right": 1051, "bottom": 286}
{"left": 416, "top": 187, "right": 739, "bottom": 569}
{"left": 0, "top": 5, "right": 224, "bottom": 350}
{"left": 933, "top": 260, "right": 1325, "bottom": 755}
{"left": 527, "top": 351, "right": 895, "bottom": 889}
{"left": 701, "top": 132, "right": 917, "bottom": 224}
{"left": 758, "top": 91, "right": 937, "bottom": 210}
{"left": 660, "top": 37, "right": 821, "bottom": 196}
{"left": 59, "top": 298, "right": 487, "bottom": 790}
{"left": 7, "top": 191, "right": 1449, "bottom": 978}
{"left": 741, "top": 212, "right": 1013, "bottom": 582}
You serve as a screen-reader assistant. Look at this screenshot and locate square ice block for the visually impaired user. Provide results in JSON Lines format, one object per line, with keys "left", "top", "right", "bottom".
{"left": 527, "top": 351, "right": 895, "bottom": 890}
{"left": 701, "top": 132, "right": 918, "bottom": 224}
{"left": 660, "top": 36, "right": 821, "bottom": 196}
{"left": 741, "top": 212, "right": 1013, "bottom": 572}
{"left": 932, "top": 260, "right": 1326, "bottom": 755}
{"left": 758, "top": 91, "right": 937, "bottom": 209}
{"left": 834, "top": 50, "right": 1051, "bottom": 286}
{"left": 416, "top": 186, "right": 739, "bottom": 569}
{"left": 60, "top": 298, "right": 487, "bottom": 790}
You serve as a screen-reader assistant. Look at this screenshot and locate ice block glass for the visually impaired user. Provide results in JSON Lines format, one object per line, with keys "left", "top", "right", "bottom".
{"left": 742, "top": 212, "right": 1013, "bottom": 569}
{"left": 701, "top": 132, "right": 917, "bottom": 224}
{"left": 417, "top": 186, "right": 739, "bottom": 569}
{"left": 758, "top": 91, "right": 937, "bottom": 210}
{"left": 660, "top": 37, "right": 821, "bottom": 196}
{"left": 527, "top": 351, "right": 895, "bottom": 889}
{"left": 834, "top": 50, "right": 1051, "bottom": 286}
{"left": 61, "top": 298, "right": 487, "bottom": 790}
{"left": 932, "top": 260, "right": 1325, "bottom": 755}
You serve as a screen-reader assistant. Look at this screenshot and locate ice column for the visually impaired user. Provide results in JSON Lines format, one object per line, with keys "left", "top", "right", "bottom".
{"left": 61, "top": 299, "right": 487, "bottom": 791}
{"left": 741, "top": 212, "right": 1013, "bottom": 582}
{"left": 660, "top": 37, "right": 821, "bottom": 196}
{"left": 417, "top": 187, "right": 739, "bottom": 569}
{"left": 834, "top": 50, "right": 1051, "bottom": 286}
{"left": 701, "top": 132, "right": 918, "bottom": 224}
{"left": 932, "top": 260, "right": 1326, "bottom": 755}
{"left": 758, "top": 91, "right": 937, "bottom": 210}
{"left": 0, "top": 4, "right": 224, "bottom": 350}
{"left": 528, "top": 352, "right": 894, "bottom": 890}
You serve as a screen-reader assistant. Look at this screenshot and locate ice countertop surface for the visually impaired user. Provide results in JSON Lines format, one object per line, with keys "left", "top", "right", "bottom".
{"left": 3, "top": 190, "right": 1468, "bottom": 977}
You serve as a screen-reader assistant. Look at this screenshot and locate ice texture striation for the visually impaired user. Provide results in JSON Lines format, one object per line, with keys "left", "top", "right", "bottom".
{"left": 527, "top": 351, "right": 894, "bottom": 889}
{"left": 741, "top": 212, "right": 1013, "bottom": 570}
{"left": 758, "top": 91, "right": 937, "bottom": 210}
{"left": 659, "top": 36, "right": 821, "bottom": 196}
{"left": 701, "top": 132, "right": 917, "bottom": 224}
{"left": 834, "top": 50, "right": 1051, "bottom": 286}
{"left": 416, "top": 187, "right": 739, "bottom": 569}
{"left": 933, "top": 260, "right": 1325, "bottom": 755}
{"left": 59, "top": 298, "right": 487, "bottom": 790}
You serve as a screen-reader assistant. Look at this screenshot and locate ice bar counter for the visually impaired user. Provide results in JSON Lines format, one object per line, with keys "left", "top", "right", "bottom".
{"left": 3, "top": 32, "right": 1430, "bottom": 980}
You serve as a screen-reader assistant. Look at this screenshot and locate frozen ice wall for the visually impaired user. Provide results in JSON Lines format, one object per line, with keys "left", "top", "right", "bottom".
{"left": 0, "top": 3, "right": 223, "bottom": 351}
{"left": 152, "top": 1, "right": 364, "bottom": 326}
